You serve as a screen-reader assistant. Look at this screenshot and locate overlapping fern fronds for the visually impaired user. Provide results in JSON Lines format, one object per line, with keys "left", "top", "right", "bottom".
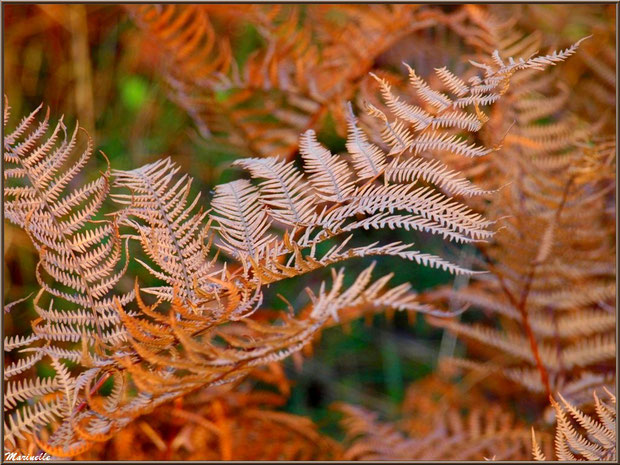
{"left": 3, "top": 100, "right": 132, "bottom": 451}
{"left": 3, "top": 32, "right": 591, "bottom": 459}
{"left": 532, "top": 389, "right": 616, "bottom": 461}
{"left": 337, "top": 400, "right": 547, "bottom": 461}
{"left": 126, "top": 4, "right": 498, "bottom": 159}
{"left": 422, "top": 16, "right": 615, "bottom": 404}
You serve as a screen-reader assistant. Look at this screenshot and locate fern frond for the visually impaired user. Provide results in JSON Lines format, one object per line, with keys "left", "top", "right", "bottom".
{"left": 4, "top": 104, "right": 132, "bottom": 344}
{"left": 411, "top": 131, "right": 491, "bottom": 158}
{"left": 345, "top": 102, "right": 387, "bottom": 179}
{"left": 4, "top": 334, "right": 41, "bottom": 352}
{"left": 385, "top": 157, "right": 493, "bottom": 197}
{"left": 4, "top": 377, "right": 62, "bottom": 409}
{"left": 372, "top": 73, "right": 433, "bottom": 130}
{"left": 534, "top": 390, "right": 616, "bottom": 461}
{"left": 434, "top": 66, "right": 470, "bottom": 97}
{"left": 510, "top": 36, "right": 590, "bottom": 72}
{"left": 4, "top": 400, "right": 65, "bottom": 446}
{"left": 113, "top": 157, "right": 213, "bottom": 303}
{"left": 233, "top": 157, "right": 317, "bottom": 226}
{"left": 404, "top": 64, "right": 453, "bottom": 111}
{"left": 4, "top": 352, "right": 45, "bottom": 380}
{"left": 299, "top": 130, "right": 355, "bottom": 202}
{"left": 338, "top": 401, "right": 541, "bottom": 460}
{"left": 210, "top": 179, "right": 274, "bottom": 259}
{"left": 3, "top": 28, "right": 588, "bottom": 456}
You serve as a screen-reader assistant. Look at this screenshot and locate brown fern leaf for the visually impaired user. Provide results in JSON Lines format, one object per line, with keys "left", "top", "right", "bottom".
{"left": 3, "top": 101, "right": 132, "bottom": 343}
{"left": 337, "top": 401, "right": 548, "bottom": 460}
{"left": 427, "top": 155, "right": 616, "bottom": 399}
{"left": 111, "top": 157, "right": 214, "bottom": 305}
{"left": 423, "top": 28, "right": 614, "bottom": 402}
{"left": 533, "top": 389, "right": 616, "bottom": 461}
{"left": 3, "top": 101, "right": 133, "bottom": 451}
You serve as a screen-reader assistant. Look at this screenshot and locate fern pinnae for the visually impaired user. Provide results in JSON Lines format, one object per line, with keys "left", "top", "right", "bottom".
{"left": 7, "top": 108, "right": 52, "bottom": 167}
{"left": 3, "top": 106, "right": 129, "bottom": 341}
{"left": 403, "top": 63, "right": 453, "bottom": 111}
{"left": 210, "top": 179, "right": 274, "bottom": 260}
{"left": 594, "top": 392, "right": 617, "bottom": 439}
{"left": 233, "top": 157, "right": 316, "bottom": 226}
{"left": 299, "top": 129, "right": 355, "bottom": 202}
{"left": 4, "top": 333, "right": 41, "bottom": 352}
{"left": 453, "top": 93, "right": 502, "bottom": 108}
{"left": 551, "top": 397, "right": 607, "bottom": 460}
{"left": 382, "top": 119, "right": 416, "bottom": 156}
{"left": 318, "top": 183, "right": 415, "bottom": 222}
{"left": 557, "top": 393, "right": 615, "bottom": 449}
{"left": 560, "top": 333, "right": 615, "bottom": 370}
{"left": 430, "top": 110, "right": 483, "bottom": 132}
{"left": 515, "top": 35, "right": 591, "bottom": 71}
{"left": 411, "top": 131, "right": 492, "bottom": 158}
{"left": 48, "top": 356, "right": 76, "bottom": 417}
{"left": 4, "top": 352, "right": 45, "bottom": 380}
{"left": 532, "top": 391, "right": 616, "bottom": 461}
{"left": 3, "top": 103, "right": 50, "bottom": 157}
{"left": 434, "top": 66, "right": 469, "bottom": 97}
{"left": 383, "top": 246, "right": 482, "bottom": 276}
{"left": 112, "top": 158, "right": 196, "bottom": 297}
{"left": 385, "top": 157, "right": 493, "bottom": 197}
{"left": 345, "top": 102, "right": 387, "bottom": 179}
{"left": 4, "top": 377, "right": 62, "bottom": 409}
{"left": 113, "top": 158, "right": 217, "bottom": 307}
{"left": 4, "top": 399, "right": 65, "bottom": 446}
{"left": 340, "top": 213, "right": 475, "bottom": 244}
{"left": 4, "top": 33, "right": 593, "bottom": 456}
{"left": 370, "top": 73, "right": 433, "bottom": 130}
{"left": 318, "top": 183, "right": 493, "bottom": 242}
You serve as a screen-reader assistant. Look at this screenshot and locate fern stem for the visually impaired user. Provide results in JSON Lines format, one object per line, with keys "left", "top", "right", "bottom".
{"left": 75, "top": 371, "right": 112, "bottom": 414}
{"left": 481, "top": 249, "right": 551, "bottom": 398}
{"left": 493, "top": 175, "right": 574, "bottom": 400}
{"left": 515, "top": 274, "right": 551, "bottom": 399}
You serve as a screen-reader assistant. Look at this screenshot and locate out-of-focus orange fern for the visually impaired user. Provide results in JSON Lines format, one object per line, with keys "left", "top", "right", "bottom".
{"left": 125, "top": 4, "right": 498, "bottom": 159}
{"left": 337, "top": 398, "right": 549, "bottom": 461}
{"left": 418, "top": 10, "right": 615, "bottom": 406}
{"left": 76, "top": 369, "right": 342, "bottom": 461}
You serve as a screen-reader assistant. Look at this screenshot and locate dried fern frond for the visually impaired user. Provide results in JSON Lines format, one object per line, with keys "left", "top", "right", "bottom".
{"left": 3, "top": 100, "right": 135, "bottom": 452}
{"left": 409, "top": 8, "right": 614, "bottom": 403}
{"left": 3, "top": 101, "right": 132, "bottom": 344}
{"left": 427, "top": 157, "right": 616, "bottom": 398}
{"left": 337, "top": 401, "right": 547, "bottom": 461}
{"left": 233, "top": 157, "right": 317, "bottom": 227}
{"left": 533, "top": 389, "right": 617, "bottom": 461}
{"left": 112, "top": 157, "right": 214, "bottom": 305}
{"left": 204, "top": 41, "right": 589, "bottom": 286}
{"left": 102, "top": 47, "right": 588, "bottom": 455}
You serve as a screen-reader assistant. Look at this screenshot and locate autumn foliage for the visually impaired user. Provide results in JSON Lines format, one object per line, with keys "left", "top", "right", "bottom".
{"left": 3, "top": 4, "right": 616, "bottom": 461}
